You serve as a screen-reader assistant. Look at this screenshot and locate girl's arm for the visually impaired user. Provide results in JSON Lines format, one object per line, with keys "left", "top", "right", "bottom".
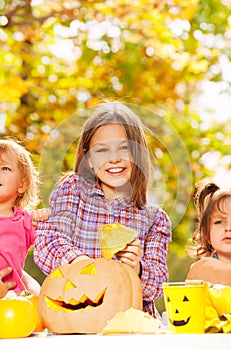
{"left": 116, "top": 208, "right": 171, "bottom": 303}
{"left": 139, "top": 208, "right": 171, "bottom": 302}
{"left": 186, "top": 257, "right": 231, "bottom": 286}
{"left": 34, "top": 176, "right": 88, "bottom": 275}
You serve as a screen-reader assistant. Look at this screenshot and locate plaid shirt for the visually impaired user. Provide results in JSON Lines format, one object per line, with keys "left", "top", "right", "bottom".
{"left": 34, "top": 174, "right": 171, "bottom": 317}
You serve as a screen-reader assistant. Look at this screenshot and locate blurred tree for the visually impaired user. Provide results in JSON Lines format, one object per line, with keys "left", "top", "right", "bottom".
{"left": 1, "top": 0, "right": 231, "bottom": 290}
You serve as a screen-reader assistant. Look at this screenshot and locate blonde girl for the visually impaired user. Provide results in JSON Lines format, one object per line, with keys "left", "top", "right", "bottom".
{"left": 0, "top": 138, "right": 49, "bottom": 295}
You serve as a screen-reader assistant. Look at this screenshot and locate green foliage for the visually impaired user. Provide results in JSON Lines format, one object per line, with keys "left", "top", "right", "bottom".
{"left": 1, "top": 0, "right": 231, "bottom": 284}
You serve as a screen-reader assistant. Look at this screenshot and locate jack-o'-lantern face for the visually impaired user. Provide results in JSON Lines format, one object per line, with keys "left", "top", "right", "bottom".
{"left": 163, "top": 282, "right": 207, "bottom": 334}
{"left": 165, "top": 293, "right": 191, "bottom": 327}
{"left": 38, "top": 258, "right": 142, "bottom": 334}
{"left": 43, "top": 262, "right": 106, "bottom": 312}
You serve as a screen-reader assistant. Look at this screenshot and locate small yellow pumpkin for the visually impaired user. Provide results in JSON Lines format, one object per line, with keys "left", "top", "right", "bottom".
{"left": 0, "top": 295, "right": 36, "bottom": 338}
{"left": 26, "top": 294, "right": 46, "bottom": 332}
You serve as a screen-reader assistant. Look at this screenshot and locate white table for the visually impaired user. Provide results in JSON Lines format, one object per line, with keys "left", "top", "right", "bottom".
{"left": 1, "top": 332, "right": 231, "bottom": 350}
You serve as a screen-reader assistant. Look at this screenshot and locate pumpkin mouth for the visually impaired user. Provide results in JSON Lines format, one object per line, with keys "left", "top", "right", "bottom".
{"left": 170, "top": 316, "right": 191, "bottom": 326}
{"left": 44, "top": 288, "right": 107, "bottom": 313}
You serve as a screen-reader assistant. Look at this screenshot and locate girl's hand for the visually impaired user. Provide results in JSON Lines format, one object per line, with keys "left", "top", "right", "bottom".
{"left": 116, "top": 239, "right": 142, "bottom": 275}
{"left": 0, "top": 267, "right": 16, "bottom": 298}
{"left": 22, "top": 270, "right": 41, "bottom": 296}
{"left": 31, "top": 208, "right": 51, "bottom": 225}
{"left": 71, "top": 255, "right": 90, "bottom": 264}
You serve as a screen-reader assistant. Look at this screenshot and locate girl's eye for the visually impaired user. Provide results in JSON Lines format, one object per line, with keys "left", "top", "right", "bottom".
{"left": 1, "top": 166, "right": 11, "bottom": 171}
{"left": 95, "top": 147, "right": 109, "bottom": 153}
{"left": 214, "top": 220, "right": 223, "bottom": 225}
{"left": 120, "top": 144, "right": 129, "bottom": 151}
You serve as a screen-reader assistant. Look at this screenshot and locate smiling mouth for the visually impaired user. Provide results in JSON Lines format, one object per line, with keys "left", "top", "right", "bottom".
{"left": 170, "top": 317, "right": 191, "bottom": 326}
{"left": 44, "top": 288, "right": 106, "bottom": 312}
{"left": 107, "top": 167, "right": 125, "bottom": 174}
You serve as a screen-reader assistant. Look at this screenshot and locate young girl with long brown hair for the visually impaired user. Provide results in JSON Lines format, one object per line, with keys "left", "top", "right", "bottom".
{"left": 34, "top": 102, "right": 172, "bottom": 317}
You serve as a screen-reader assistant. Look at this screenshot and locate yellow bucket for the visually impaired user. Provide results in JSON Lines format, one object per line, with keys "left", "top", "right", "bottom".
{"left": 163, "top": 281, "right": 208, "bottom": 334}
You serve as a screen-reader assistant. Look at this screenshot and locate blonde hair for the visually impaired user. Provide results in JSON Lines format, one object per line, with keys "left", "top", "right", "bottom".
{"left": 0, "top": 138, "right": 39, "bottom": 209}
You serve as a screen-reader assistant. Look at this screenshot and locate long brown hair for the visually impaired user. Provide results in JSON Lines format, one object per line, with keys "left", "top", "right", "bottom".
{"left": 0, "top": 138, "right": 39, "bottom": 209}
{"left": 189, "top": 178, "right": 231, "bottom": 257}
{"left": 73, "top": 102, "right": 151, "bottom": 208}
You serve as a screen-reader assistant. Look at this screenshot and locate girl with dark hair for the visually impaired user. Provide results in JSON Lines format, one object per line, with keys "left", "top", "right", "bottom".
{"left": 34, "top": 102, "right": 172, "bottom": 318}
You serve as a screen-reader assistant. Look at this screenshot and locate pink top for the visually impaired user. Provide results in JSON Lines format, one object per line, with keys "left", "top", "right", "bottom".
{"left": 0, "top": 208, "right": 35, "bottom": 293}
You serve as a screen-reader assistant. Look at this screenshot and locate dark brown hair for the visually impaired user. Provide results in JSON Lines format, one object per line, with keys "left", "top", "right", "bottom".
{"left": 73, "top": 102, "right": 150, "bottom": 208}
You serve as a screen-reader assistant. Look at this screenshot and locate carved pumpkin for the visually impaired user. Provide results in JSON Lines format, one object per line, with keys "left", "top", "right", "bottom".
{"left": 38, "top": 258, "right": 143, "bottom": 334}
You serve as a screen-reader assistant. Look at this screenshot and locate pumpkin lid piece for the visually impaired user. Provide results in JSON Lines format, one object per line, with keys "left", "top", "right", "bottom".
{"left": 102, "top": 307, "right": 160, "bottom": 334}
{"left": 99, "top": 222, "right": 138, "bottom": 258}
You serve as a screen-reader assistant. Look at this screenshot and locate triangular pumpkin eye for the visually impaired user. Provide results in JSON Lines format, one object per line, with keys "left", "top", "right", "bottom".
{"left": 78, "top": 263, "right": 96, "bottom": 275}
{"left": 183, "top": 296, "right": 189, "bottom": 302}
{"left": 167, "top": 296, "right": 171, "bottom": 302}
{"left": 64, "top": 280, "right": 76, "bottom": 290}
{"left": 50, "top": 268, "right": 64, "bottom": 279}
